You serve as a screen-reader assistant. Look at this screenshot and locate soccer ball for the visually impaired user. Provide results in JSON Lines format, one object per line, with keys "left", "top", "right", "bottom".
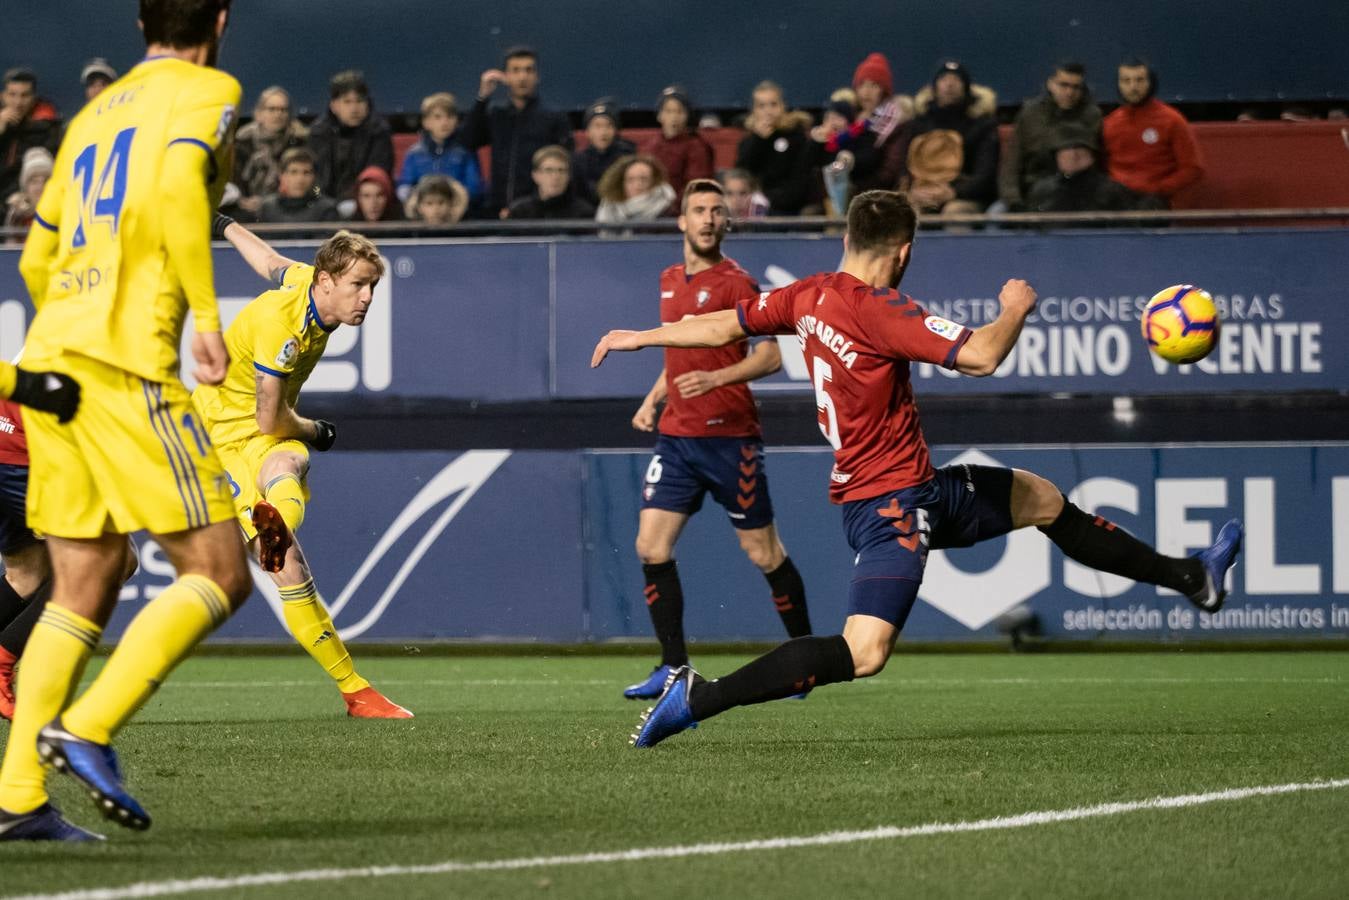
{"left": 1141, "top": 285, "right": 1219, "bottom": 364}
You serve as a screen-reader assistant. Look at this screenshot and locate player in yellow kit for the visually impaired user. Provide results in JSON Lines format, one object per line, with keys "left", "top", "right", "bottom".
{"left": 193, "top": 219, "right": 412, "bottom": 719}
{"left": 0, "top": 0, "right": 253, "bottom": 842}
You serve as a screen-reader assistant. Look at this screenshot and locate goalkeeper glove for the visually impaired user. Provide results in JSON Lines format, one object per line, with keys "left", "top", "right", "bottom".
{"left": 10, "top": 368, "right": 81, "bottom": 423}
{"left": 212, "top": 212, "right": 236, "bottom": 240}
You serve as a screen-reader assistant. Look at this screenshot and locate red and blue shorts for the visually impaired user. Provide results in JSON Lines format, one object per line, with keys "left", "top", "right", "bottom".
{"left": 641, "top": 435, "right": 775, "bottom": 530}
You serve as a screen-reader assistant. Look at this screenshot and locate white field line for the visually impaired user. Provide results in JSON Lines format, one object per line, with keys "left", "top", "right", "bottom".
{"left": 9, "top": 778, "right": 1346, "bottom": 900}
{"left": 147, "top": 675, "right": 1346, "bottom": 690}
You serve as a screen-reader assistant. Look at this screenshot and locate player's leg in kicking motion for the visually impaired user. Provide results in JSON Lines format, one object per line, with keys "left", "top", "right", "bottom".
{"left": 632, "top": 466, "right": 1242, "bottom": 746}
{"left": 250, "top": 448, "right": 410, "bottom": 718}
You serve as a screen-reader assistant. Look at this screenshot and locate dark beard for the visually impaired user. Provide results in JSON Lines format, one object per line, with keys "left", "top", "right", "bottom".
{"left": 687, "top": 234, "right": 724, "bottom": 263}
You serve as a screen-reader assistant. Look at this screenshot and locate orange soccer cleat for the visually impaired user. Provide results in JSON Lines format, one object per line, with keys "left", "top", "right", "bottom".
{"left": 0, "top": 647, "right": 16, "bottom": 721}
{"left": 342, "top": 686, "right": 414, "bottom": 719}
{"left": 251, "top": 501, "right": 293, "bottom": 573}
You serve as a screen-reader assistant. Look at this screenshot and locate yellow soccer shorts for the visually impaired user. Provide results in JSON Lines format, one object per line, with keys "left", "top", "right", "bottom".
{"left": 24, "top": 354, "right": 235, "bottom": 537}
{"left": 214, "top": 433, "right": 310, "bottom": 542}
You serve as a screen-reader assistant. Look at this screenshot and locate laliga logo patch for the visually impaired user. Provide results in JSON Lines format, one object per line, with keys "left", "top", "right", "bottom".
{"left": 924, "top": 315, "right": 962, "bottom": 341}
{"left": 696, "top": 288, "right": 711, "bottom": 308}
{"left": 275, "top": 338, "right": 299, "bottom": 368}
{"left": 216, "top": 104, "right": 236, "bottom": 141}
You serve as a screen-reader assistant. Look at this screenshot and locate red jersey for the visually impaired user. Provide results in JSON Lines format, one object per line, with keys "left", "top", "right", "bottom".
{"left": 738, "top": 272, "right": 971, "bottom": 503}
{"left": 1102, "top": 98, "right": 1204, "bottom": 198}
{"left": 658, "top": 257, "right": 763, "bottom": 439}
{"left": 0, "top": 398, "right": 28, "bottom": 467}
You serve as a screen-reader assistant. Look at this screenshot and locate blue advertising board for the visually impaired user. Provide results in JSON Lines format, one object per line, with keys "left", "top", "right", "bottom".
{"left": 101, "top": 444, "right": 1349, "bottom": 644}
{"left": 3, "top": 229, "right": 1346, "bottom": 401}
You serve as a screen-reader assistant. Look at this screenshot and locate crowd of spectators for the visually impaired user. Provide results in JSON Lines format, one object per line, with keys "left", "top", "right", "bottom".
{"left": 0, "top": 46, "right": 1340, "bottom": 239}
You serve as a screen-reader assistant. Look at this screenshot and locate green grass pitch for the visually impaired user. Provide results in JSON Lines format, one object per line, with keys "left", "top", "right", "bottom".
{"left": 1, "top": 651, "right": 1346, "bottom": 899}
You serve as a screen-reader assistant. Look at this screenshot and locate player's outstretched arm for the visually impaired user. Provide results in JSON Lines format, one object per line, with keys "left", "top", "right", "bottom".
{"left": 255, "top": 371, "right": 326, "bottom": 444}
{"left": 954, "top": 279, "right": 1037, "bottom": 376}
{"left": 673, "top": 338, "right": 781, "bottom": 399}
{"left": 214, "top": 214, "right": 300, "bottom": 285}
{"left": 592, "top": 309, "right": 747, "bottom": 368}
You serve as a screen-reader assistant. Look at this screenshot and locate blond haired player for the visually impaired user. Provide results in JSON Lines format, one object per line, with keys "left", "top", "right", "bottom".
{"left": 0, "top": 0, "right": 251, "bottom": 842}
{"left": 193, "top": 219, "right": 411, "bottom": 719}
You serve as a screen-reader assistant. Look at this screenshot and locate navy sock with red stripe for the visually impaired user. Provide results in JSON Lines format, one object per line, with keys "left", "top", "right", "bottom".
{"left": 641, "top": 560, "right": 688, "bottom": 667}
{"left": 764, "top": 556, "right": 811, "bottom": 638}
{"left": 1038, "top": 498, "right": 1203, "bottom": 596}
{"left": 688, "top": 634, "right": 854, "bottom": 721}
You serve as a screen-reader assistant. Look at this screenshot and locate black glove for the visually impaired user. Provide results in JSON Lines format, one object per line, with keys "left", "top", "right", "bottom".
{"left": 309, "top": 419, "right": 337, "bottom": 452}
{"left": 10, "top": 368, "right": 81, "bottom": 424}
{"left": 212, "top": 212, "right": 236, "bottom": 240}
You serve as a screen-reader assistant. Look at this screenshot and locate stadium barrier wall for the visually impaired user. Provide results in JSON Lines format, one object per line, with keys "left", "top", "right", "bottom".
{"left": 2, "top": 229, "right": 1344, "bottom": 400}
{"left": 96, "top": 444, "right": 1349, "bottom": 644}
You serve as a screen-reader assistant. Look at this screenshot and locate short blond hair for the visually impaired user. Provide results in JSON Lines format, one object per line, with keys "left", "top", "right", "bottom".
{"left": 314, "top": 230, "right": 385, "bottom": 280}
{"left": 420, "top": 92, "right": 458, "bottom": 117}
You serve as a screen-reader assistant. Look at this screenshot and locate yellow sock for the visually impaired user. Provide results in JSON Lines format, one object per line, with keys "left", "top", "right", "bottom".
{"left": 264, "top": 473, "right": 306, "bottom": 533}
{"left": 0, "top": 606, "right": 101, "bottom": 813}
{"left": 61, "top": 575, "right": 230, "bottom": 745}
{"left": 279, "top": 578, "right": 367, "bottom": 694}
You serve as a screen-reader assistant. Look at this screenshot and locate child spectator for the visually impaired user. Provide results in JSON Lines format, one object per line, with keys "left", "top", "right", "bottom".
{"left": 734, "top": 80, "right": 814, "bottom": 215}
{"left": 408, "top": 174, "right": 469, "bottom": 226}
{"left": 3, "top": 146, "right": 52, "bottom": 240}
{"left": 0, "top": 67, "right": 61, "bottom": 202}
{"left": 232, "top": 86, "right": 309, "bottom": 216}
{"left": 397, "top": 92, "right": 483, "bottom": 210}
{"left": 573, "top": 98, "right": 634, "bottom": 206}
{"left": 717, "top": 168, "right": 770, "bottom": 220}
{"left": 258, "top": 147, "right": 339, "bottom": 223}
{"left": 354, "top": 165, "right": 402, "bottom": 222}
{"left": 643, "top": 86, "right": 714, "bottom": 200}
{"left": 308, "top": 69, "right": 394, "bottom": 202}
{"left": 507, "top": 145, "right": 595, "bottom": 219}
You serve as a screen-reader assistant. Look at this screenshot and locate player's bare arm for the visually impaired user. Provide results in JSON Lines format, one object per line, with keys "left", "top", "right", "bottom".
{"left": 254, "top": 372, "right": 321, "bottom": 442}
{"left": 632, "top": 368, "right": 668, "bottom": 432}
{"left": 954, "top": 279, "right": 1037, "bottom": 376}
{"left": 219, "top": 217, "right": 300, "bottom": 284}
{"left": 592, "top": 309, "right": 747, "bottom": 368}
{"left": 673, "top": 339, "right": 781, "bottom": 399}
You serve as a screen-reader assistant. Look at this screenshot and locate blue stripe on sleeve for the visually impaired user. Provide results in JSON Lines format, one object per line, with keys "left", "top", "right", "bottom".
{"left": 167, "top": 137, "right": 218, "bottom": 182}
{"left": 253, "top": 362, "right": 289, "bottom": 378}
{"left": 32, "top": 212, "right": 58, "bottom": 232}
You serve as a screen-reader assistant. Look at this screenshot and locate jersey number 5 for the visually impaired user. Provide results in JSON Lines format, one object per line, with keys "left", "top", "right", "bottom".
{"left": 812, "top": 357, "right": 842, "bottom": 450}
{"left": 71, "top": 126, "right": 136, "bottom": 250}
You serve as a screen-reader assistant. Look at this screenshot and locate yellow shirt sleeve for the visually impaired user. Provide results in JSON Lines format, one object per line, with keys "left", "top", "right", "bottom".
{"left": 162, "top": 72, "right": 242, "bottom": 334}
{"left": 250, "top": 314, "right": 303, "bottom": 379}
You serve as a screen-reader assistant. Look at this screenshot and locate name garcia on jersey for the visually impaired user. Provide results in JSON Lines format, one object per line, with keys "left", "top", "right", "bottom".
{"left": 795, "top": 312, "right": 859, "bottom": 369}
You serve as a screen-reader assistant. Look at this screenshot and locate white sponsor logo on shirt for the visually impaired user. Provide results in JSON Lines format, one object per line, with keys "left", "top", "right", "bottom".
{"left": 757, "top": 292, "right": 770, "bottom": 311}
{"left": 924, "top": 315, "right": 963, "bottom": 341}
{"left": 660, "top": 291, "right": 675, "bottom": 299}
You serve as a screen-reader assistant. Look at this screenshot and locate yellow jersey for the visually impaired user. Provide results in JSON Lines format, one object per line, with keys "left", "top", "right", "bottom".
{"left": 20, "top": 56, "right": 240, "bottom": 383}
{"left": 193, "top": 264, "right": 337, "bottom": 446}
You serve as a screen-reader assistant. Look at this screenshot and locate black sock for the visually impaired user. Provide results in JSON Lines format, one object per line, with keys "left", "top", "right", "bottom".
{"left": 764, "top": 556, "right": 811, "bottom": 638}
{"left": 0, "top": 579, "right": 50, "bottom": 657}
{"left": 689, "top": 634, "right": 854, "bottom": 721}
{"left": 1039, "top": 499, "right": 1204, "bottom": 596}
{"left": 0, "top": 579, "right": 25, "bottom": 632}
{"left": 642, "top": 561, "right": 688, "bottom": 667}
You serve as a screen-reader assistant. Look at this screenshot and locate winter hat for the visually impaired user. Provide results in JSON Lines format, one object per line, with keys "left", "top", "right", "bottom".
{"left": 852, "top": 52, "right": 893, "bottom": 97}
{"left": 657, "top": 86, "right": 692, "bottom": 116}
{"left": 584, "top": 98, "right": 619, "bottom": 127}
{"left": 1053, "top": 125, "right": 1099, "bottom": 153}
{"left": 356, "top": 165, "right": 393, "bottom": 198}
{"left": 933, "top": 59, "right": 972, "bottom": 95}
{"left": 80, "top": 58, "right": 117, "bottom": 86}
{"left": 19, "top": 147, "right": 54, "bottom": 189}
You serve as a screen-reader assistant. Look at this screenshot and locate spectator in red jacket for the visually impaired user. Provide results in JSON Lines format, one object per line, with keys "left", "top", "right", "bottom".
{"left": 0, "top": 68, "right": 61, "bottom": 202}
{"left": 1102, "top": 59, "right": 1204, "bottom": 206}
{"left": 643, "top": 86, "right": 714, "bottom": 201}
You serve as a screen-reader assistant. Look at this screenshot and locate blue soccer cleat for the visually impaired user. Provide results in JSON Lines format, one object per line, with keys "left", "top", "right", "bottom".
{"left": 37, "top": 719, "right": 151, "bottom": 831}
{"left": 0, "top": 803, "right": 104, "bottom": 842}
{"left": 623, "top": 664, "right": 680, "bottom": 700}
{"left": 630, "top": 665, "right": 699, "bottom": 748}
{"left": 1187, "top": 519, "right": 1243, "bottom": 613}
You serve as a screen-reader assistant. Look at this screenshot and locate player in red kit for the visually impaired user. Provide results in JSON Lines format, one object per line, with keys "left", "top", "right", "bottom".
{"left": 592, "top": 190, "right": 1243, "bottom": 747}
{"left": 622, "top": 179, "right": 811, "bottom": 700}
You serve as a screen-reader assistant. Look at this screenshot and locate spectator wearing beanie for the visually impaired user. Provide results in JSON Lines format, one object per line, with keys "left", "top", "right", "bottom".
{"left": 642, "top": 86, "right": 714, "bottom": 200}
{"left": 847, "top": 52, "right": 913, "bottom": 192}
{"left": 308, "top": 69, "right": 394, "bottom": 202}
{"left": 905, "top": 59, "right": 1000, "bottom": 213}
{"left": 734, "top": 80, "right": 815, "bottom": 215}
{"left": 354, "top": 165, "right": 402, "bottom": 222}
{"left": 573, "top": 99, "right": 635, "bottom": 206}
{"left": 1026, "top": 127, "right": 1144, "bottom": 214}
{"left": 4, "top": 146, "right": 53, "bottom": 237}
{"left": 80, "top": 58, "right": 117, "bottom": 103}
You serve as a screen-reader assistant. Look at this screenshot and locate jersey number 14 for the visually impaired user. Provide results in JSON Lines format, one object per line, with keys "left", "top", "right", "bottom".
{"left": 70, "top": 126, "right": 136, "bottom": 250}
